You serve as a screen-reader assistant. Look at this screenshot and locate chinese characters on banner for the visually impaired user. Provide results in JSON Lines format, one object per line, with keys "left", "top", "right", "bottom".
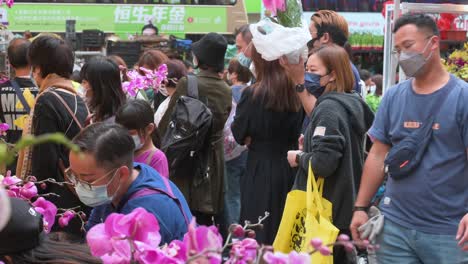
{"left": 114, "top": 5, "right": 186, "bottom": 32}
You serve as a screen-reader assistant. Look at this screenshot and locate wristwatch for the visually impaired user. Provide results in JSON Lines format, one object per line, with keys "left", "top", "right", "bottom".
{"left": 295, "top": 151, "right": 304, "bottom": 165}
{"left": 295, "top": 83, "right": 305, "bottom": 93}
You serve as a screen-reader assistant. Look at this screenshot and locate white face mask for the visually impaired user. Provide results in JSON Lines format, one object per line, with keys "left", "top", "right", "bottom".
{"left": 74, "top": 170, "right": 119, "bottom": 207}
{"left": 132, "top": 134, "right": 144, "bottom": 150}
{"left": 369, "top": 85, "right": 377, "bottom": 94}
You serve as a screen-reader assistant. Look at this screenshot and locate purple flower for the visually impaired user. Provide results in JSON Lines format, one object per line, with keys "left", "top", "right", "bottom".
{"left": 226, "top": 238, "right": 258, "bottom": 264}
{"left": 0, "top": 123, "right": 9, "bottom": 135}
{"left": 19, "top": 181, "right": 38, "bottom": 200}
{"left": 287, "top": 251, "right": 311, "bottom": 264}
{"left": 58, "top": 210, "right": 75, "bottom": 228}
{"left": 87, "top": 207, "right": 162, "bottom": 263}
{"left": 337, "top": 234, "right": 350, "bottom": 242}
{"left": 263, "top": 251, "right": 288, "bottom": 264}
{"left": 318, "top": 246, "right": 332, "bottom": 256}
{"left": 183, "top": 219, "right": 223, "bottom": 264}
{"left": 161, "top": 240, "right": 187, "bottom": 263}
{"left": 310, "top": 238, "right": 323, "bottom": 249}
{"left": 32, "top": 197, "right": 57, "bottom": 233}
{"left": 5, "top": 0, "right": 14, "bottom": 8}
{"left": 262, "top": 0, "right": 286, "bottom": 15}
{"left": 2, "top": 175, "right": 21, "bottom": 186}
{"left": 263, "top": 251, "right": 310, "bottom": 264}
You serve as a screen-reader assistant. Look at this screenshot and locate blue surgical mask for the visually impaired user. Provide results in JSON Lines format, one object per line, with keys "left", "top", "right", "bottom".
{"left": 74, "top": 170, "right": 119, "bottom": 207}
{"left": 304, "top": 72, "right": 326, "bottom": 98}
{"left": 237, "top": 52, "right": 252, "bottom": 68}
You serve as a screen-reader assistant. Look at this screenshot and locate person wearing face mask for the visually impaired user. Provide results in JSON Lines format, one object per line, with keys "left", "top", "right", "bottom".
{"left": 350, "top": 14, "right": 468, "bottom": 262}
{"left": 16, "top": 35, "right": 90, "bottom": 236}
{"left": 80, "top": 56, "right": 127, "bottom": 124}
{"left": 282, "top": 44, "right": 374, "bottom": 263}
{"left": 223, "top": 59, "right": 251, "bottom": 226}
{"left": 116, "top": 99, "right": 168, "bottom": 178}
{"left": 308, "top": 10, "right": 361, "bottom": 94}
{"left": 68, "top": 122, "right": 192, "bottom": 244}
{"left": 365, "top": 74, "right": 383, "bottom": 113}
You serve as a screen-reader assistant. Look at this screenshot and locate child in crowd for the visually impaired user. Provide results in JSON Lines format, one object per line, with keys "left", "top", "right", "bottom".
{"left": 115, "top": 99, "right": 169, "bottom": 178}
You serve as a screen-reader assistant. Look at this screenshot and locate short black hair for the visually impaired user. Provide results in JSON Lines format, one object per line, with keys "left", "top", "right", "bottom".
{"left": 359, "top": 69, "right": 372, "bottom": 82}
{"left": 7, "top": 38, "right": 30, "bottom": 69}
{"left": 80, "top": 56, "right": 126, "bottom": 122}
{"left": 234, "top": 24, "right": 252, "bottom": 43}
{"left": 228, "top": 59, "right": 251, "bottom": 84}
{"left": 28, "top": 35, "right": 74, "bottom": 79}
{"left": 142, "top": 23, "right": 158, "bottom": 35}
{"left": 72, "top": 122, "right": 135, "bottom": 170}
{"left": 115, "top": 99, "right": 162, "bottom": 148}
{"left": 393, "top": 13, "right": 439, "bottom": 36}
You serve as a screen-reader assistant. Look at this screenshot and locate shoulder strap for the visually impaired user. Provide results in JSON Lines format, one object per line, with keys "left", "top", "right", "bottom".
{"left": 128, "top": 178, "right": 190, "bottom": 226}
{"left": 11, "top": 79, "right": 31, "bottom": 113}
{"left": 145, "top": 148, "right": 158, "bottom": 165}
{"left": 427, "top": 86, "right": 452, "bottom": 122}
{"left": 187, "top": 75, "right": 198, "bottom": 99}
{"left": 49, "top": 91, "right": 84, "bottom": 130}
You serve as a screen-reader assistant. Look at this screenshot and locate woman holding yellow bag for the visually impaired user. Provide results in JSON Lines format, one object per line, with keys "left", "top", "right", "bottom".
{"left": 282, "top": 45, "right": 374, "bottom": 263}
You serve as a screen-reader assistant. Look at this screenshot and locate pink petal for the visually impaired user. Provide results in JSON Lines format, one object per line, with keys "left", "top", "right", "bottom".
{"left": 32, "top": 197, "right": 57, "bottom": 233}
{"left": 86, "top": 224, "right": 113, "bottom": 257}
{"left": 101, "top": 253, "right": 131, "bottom": 264}
{"left": 19, "top": 182, "right": 38, "bottom": 199}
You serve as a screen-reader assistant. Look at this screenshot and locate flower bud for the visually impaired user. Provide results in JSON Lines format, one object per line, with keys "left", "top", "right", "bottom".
{"left": 40, "top": 183, "right": 47, "bottom": 190}
{"left": 337, "top": 234, "right": 350, "bottom": 242}
{"left": 28, "top": 176, "right": 37, "bottom": 182}
{"left": 318, "top": 246, "right": 332, "bottom": 256}
{"left": 79, "top": 212, "right": 87, "bottom": 220}
{"left": 246, "top": 230, "right": 256, "bottom": 238}
{"left": 229, "top": 224, "right": 245, "bottom": 238}
{"left": 310, "top": 238, "right": 323, "bottom": 249}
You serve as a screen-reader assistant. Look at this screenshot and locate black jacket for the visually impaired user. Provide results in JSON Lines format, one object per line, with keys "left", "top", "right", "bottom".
{"left": 293, "top": 92, "right": 374, "bottom": 230}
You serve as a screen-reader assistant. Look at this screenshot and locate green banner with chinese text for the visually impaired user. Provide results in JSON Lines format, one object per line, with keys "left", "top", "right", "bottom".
{"left": 1, "top": 3, "right": 228, "bottom": 36}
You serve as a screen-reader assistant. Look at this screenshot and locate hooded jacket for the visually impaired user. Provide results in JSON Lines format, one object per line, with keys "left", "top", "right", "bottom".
{"left": 293, "top": 92, "right": 374, "bottom": 230}
{"left": 86, "top": 163, "right": 193, "bottom": 244}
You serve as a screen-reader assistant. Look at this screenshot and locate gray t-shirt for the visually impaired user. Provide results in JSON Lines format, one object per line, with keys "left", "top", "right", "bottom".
{"left": 369, "top": 74, "right": 468, "bottom": 235}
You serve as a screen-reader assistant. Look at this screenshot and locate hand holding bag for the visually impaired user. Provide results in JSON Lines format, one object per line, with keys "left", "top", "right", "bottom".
{"left": 273, "top": 162, "right": 339, "bottom": 264}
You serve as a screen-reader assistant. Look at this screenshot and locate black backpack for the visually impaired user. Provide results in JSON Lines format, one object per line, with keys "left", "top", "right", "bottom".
{"left": 161, "top": 75, "right": 213, "bottom": 176}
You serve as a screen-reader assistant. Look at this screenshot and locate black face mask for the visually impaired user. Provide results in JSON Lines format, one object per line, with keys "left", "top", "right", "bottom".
{"left": 304, "top": 72, "right": 327, "bottom": 98}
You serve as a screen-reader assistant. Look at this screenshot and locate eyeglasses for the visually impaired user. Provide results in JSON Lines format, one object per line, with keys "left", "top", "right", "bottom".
{"left": 65, "top": 167, "right": 118, "bottom": 191}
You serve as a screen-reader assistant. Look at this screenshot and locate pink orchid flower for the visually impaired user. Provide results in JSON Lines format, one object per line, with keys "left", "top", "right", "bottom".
{"left": 160, "top": 240, "right": 187, "bottom": 263}
{"left": 58, "top": 210, "right": 75, "bottom": 228}
{"left": 19, "top": 181, "right": 38, "bottom": 200}
{"left": 226, "top": 238, "right": 258, "bottom": 264}
{"left": 262, "top": 0, "right": 286, "bottom": 15}
{"left": 5, "top": 0, "right": 14, "bottom": 8}
{"left": 263, "top": 251, "right": 310, "bottom": 264}
{"left": 183, "top": 219, "right": 223, "bottom": 264}
{"left": 0, "top": 123, "right": 8, "bottom": 136}
{"left": 32, "top": 197, "right": 58, "bottom": 233}
{"left": 87, "top": 208, "right": 162, "bottom": 263}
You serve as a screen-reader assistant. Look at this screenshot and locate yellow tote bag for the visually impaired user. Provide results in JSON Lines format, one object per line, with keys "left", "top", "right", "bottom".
{"left": 273, "top": 163, "right": 339, "bottom": 264}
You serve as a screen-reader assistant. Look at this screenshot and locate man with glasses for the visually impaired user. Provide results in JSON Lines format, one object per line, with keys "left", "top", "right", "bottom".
{"left": 350, "top": 14, "right": 468, "bottom": 262}
{"left": 68, "top": 122, "right": 192, "bottom": 244}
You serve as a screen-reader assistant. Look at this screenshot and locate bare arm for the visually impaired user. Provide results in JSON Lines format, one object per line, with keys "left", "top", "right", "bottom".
{"left": 354, "top": 139, "right": 390, "bottom": 206}
{"left": 350, "top": 139, "right": 390, "bottom": 242}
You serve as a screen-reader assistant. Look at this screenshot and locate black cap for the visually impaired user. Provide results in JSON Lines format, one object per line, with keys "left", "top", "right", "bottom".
{"left": 0, "top": 198, "right": 44, "bottom": 254}
{"left": 191, "top": 32, "right": 227, "bottom": 71}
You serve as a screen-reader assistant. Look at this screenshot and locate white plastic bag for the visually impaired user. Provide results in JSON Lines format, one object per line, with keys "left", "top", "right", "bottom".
{"left": 250, "top": 20, "right": 310, "bottom": 63}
